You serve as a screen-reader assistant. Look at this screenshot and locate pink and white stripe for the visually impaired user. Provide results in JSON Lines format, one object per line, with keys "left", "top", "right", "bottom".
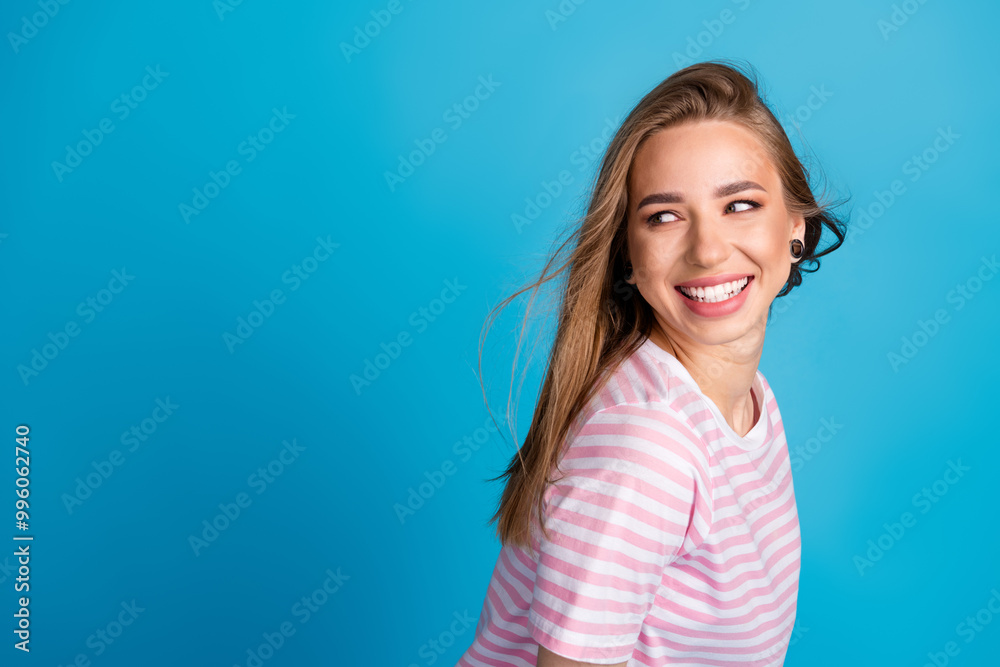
{"left": 457, "top": 337, "right": 801, "bottom": 666}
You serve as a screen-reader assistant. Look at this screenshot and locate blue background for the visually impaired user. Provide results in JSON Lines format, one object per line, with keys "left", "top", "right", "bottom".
{"left": 1, "top": 0, "right": 998, "bottom": 665}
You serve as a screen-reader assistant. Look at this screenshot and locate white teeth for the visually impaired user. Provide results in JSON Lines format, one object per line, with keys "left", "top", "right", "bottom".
{"left": 679, "top": 277, "right": 749, "bottom": 303}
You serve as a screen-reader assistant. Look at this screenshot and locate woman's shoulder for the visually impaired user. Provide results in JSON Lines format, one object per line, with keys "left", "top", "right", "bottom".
{"left": 581, "top": 338, "right": 698, "bottom": 418}
{"left": 564, "top": 356, "right": 711, "bottom": 474}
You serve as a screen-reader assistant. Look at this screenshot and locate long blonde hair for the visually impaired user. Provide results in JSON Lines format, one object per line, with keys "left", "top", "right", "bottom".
{"left": 480, "top": 59, "right": 847, "bottom": 553}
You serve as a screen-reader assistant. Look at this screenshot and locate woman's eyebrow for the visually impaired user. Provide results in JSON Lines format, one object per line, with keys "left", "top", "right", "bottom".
{"left": 635, "top": 180, "right": 767, "bottom": 210}
{"left": 716, "top": 180, "right": 766, "bottom": 198}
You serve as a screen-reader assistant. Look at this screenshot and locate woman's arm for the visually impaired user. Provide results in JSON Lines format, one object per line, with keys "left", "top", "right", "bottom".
{"left": 536, "top": 644, "right": 628, "bottom": 667}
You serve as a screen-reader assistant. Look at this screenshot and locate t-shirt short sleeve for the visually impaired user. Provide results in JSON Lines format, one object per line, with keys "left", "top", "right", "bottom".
{"left": 527, "top": 402, "right": 702, "bottom": 664}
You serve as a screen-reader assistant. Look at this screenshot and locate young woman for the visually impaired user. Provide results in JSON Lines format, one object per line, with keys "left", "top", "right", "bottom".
{"left": 457, "top": 60, "right": 847, "bottom": 667}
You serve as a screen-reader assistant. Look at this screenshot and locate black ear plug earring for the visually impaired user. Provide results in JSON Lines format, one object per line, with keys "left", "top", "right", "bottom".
{"left": 790, "top": 239, "right": 804, "bottom": 259}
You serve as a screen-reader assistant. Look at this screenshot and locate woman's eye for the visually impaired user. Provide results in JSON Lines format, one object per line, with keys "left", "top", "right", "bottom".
{"left": 726, "top": 199, "right": 760, "bottom": 214}
{"left": 648, "top": 211, "right": 679, "bottom": 225}
{"left": 647, "top": 200, "right": 759, "bottom": 225}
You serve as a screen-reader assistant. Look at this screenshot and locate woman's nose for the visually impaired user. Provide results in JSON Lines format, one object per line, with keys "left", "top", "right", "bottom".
{"left": 684, "top": 215, "right": 732, "bottom": 269}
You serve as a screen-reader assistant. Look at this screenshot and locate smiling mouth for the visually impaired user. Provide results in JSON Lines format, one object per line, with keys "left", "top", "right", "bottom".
{"left": 677, "top": 277, "right": 752, "bottom": 303}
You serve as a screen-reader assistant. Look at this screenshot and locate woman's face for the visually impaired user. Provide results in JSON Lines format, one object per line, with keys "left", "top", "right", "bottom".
{"left": 625, "top": 119, "right": 805, "bottom": 348}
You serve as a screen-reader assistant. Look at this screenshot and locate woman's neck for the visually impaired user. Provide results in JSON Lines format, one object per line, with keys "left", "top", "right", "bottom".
{"left": 648, "top": 327, "right": 763, "bottom": 437}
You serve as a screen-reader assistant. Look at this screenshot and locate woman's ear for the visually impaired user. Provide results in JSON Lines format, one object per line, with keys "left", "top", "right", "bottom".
{"left": 791, "top": 214, "right": 806, "bottom": 263}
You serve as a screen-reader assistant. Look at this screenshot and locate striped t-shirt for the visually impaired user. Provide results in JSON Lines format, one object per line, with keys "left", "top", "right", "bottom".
{"left": 457, "top": 336, "right": 801, "bottom": 666}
